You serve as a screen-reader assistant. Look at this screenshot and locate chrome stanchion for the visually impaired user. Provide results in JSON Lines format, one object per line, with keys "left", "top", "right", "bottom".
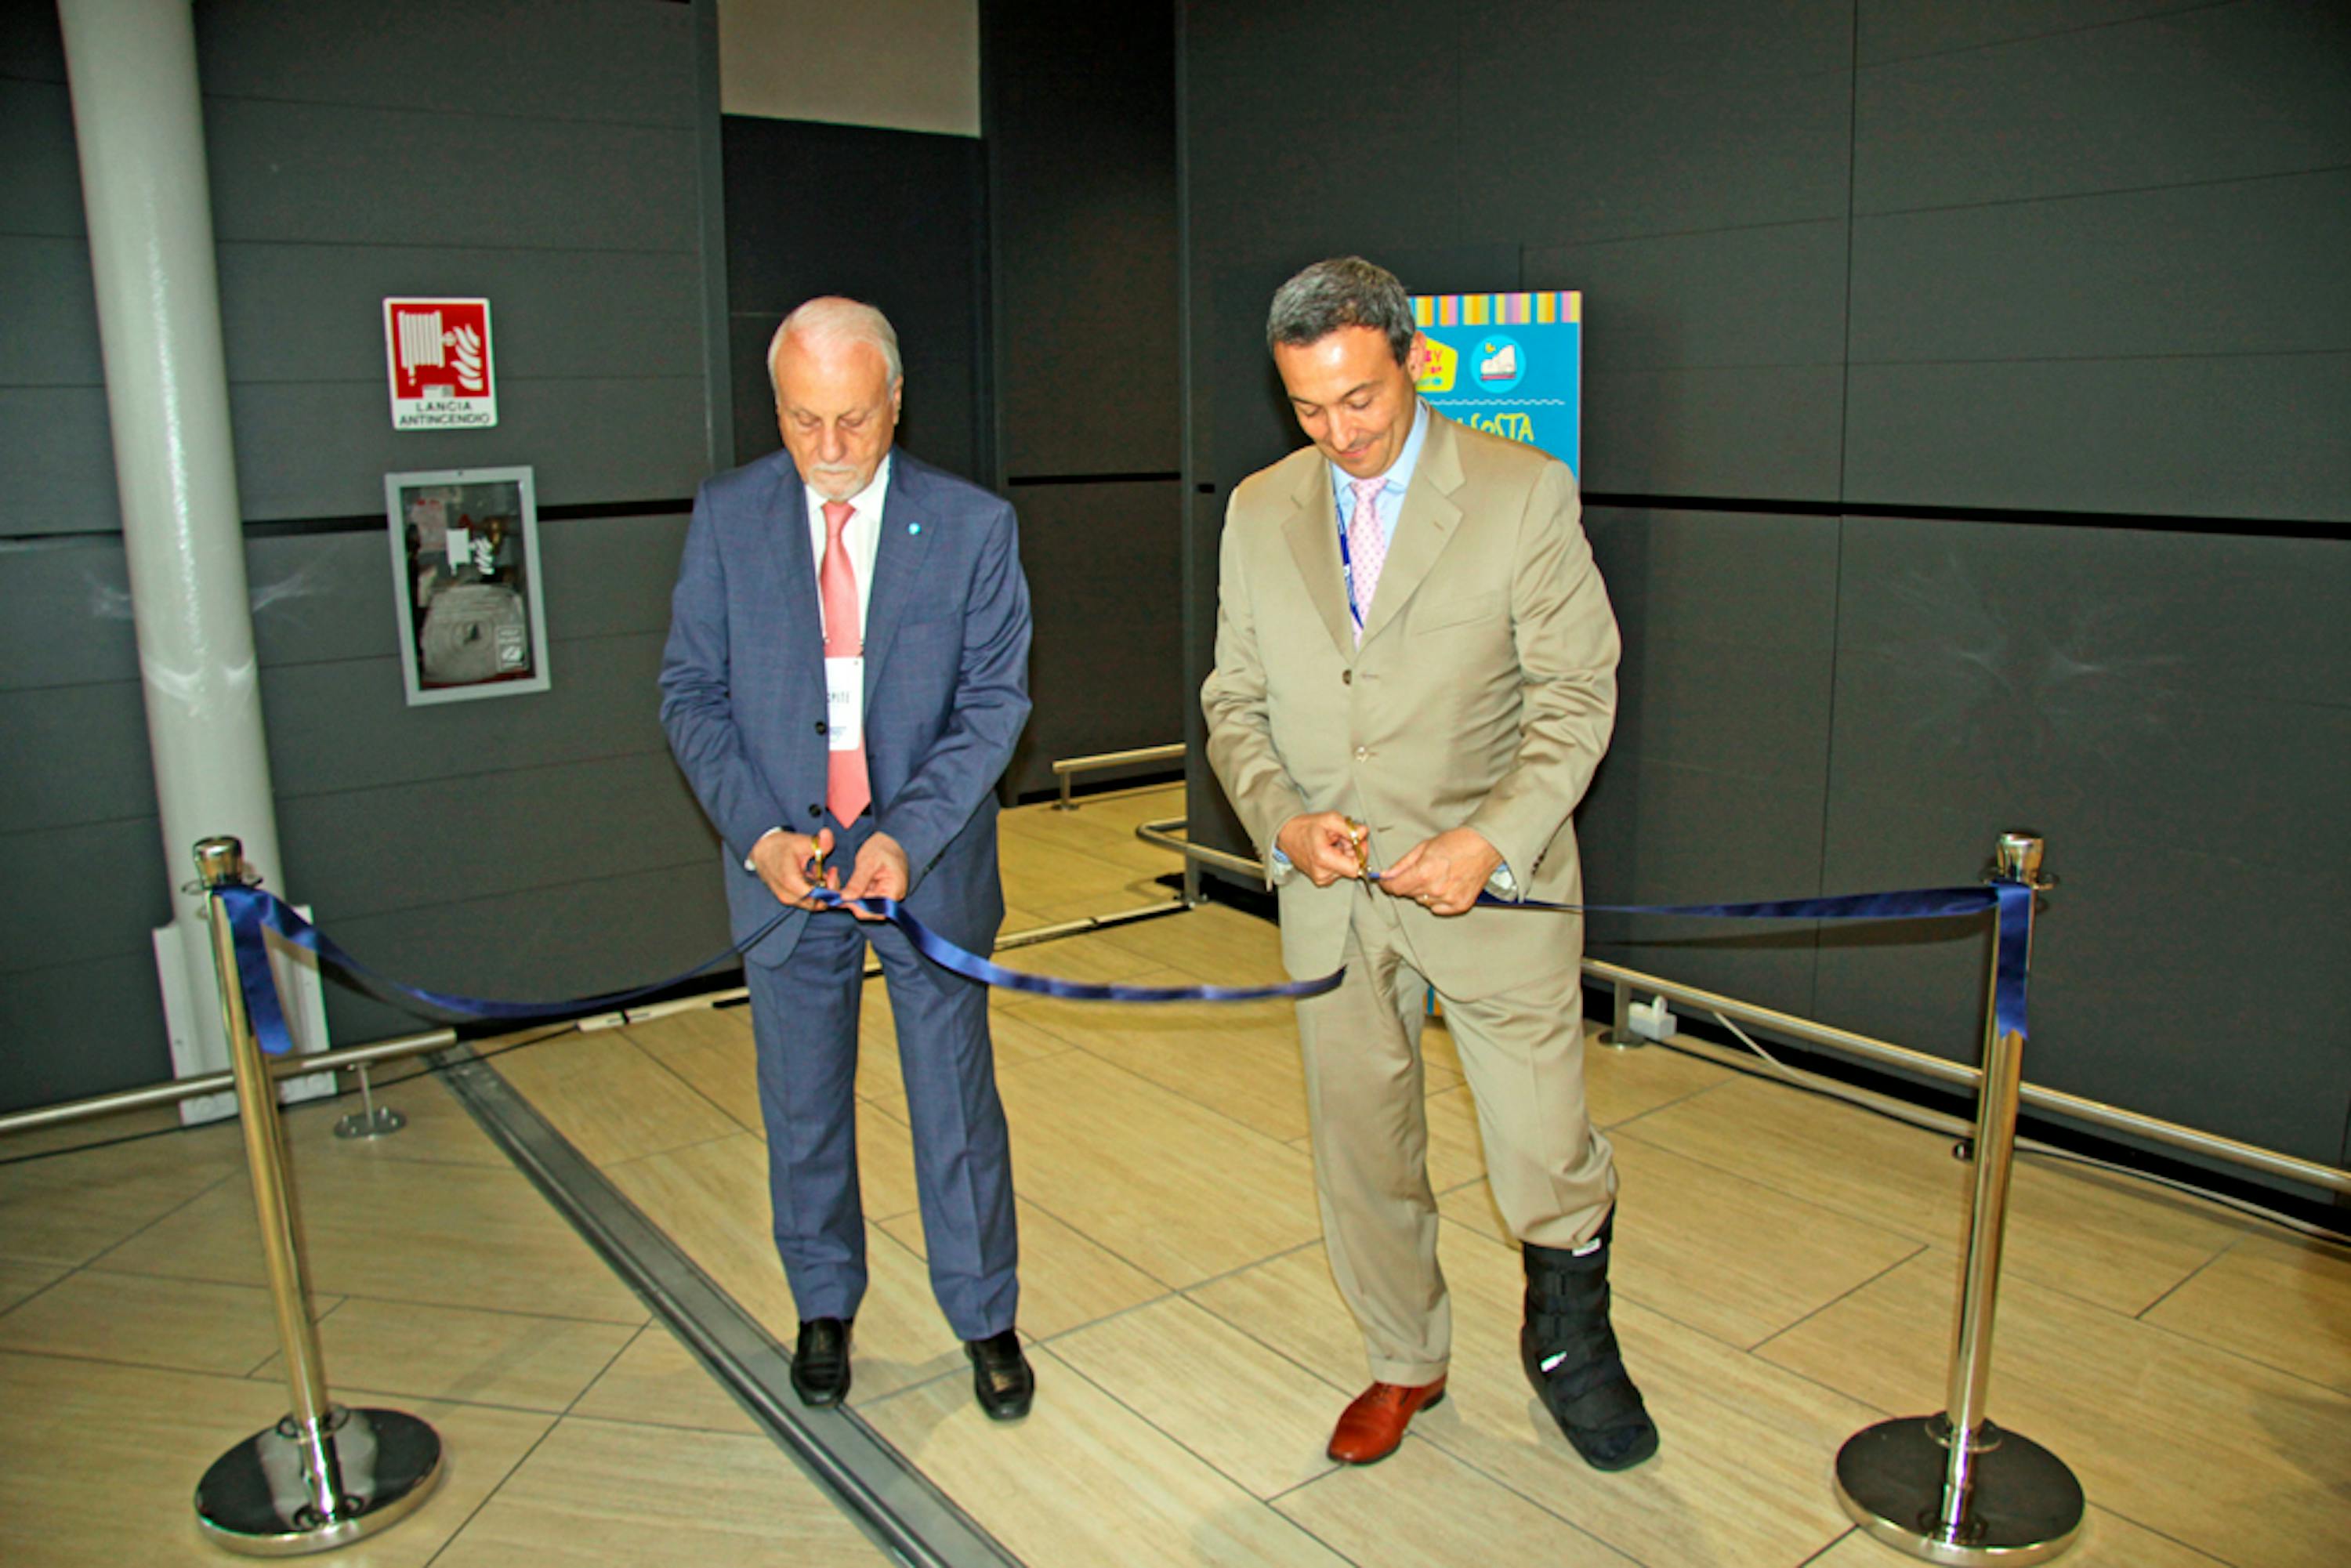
{"left": 190, "top": 838, "right": 444, "bottom": 1555}
{"left": 1834, "top": 831, "right": 2082, "bottom": 1565}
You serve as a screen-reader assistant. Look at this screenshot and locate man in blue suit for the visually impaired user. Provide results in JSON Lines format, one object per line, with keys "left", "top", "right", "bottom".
{"left": 660, "top": 297, "right": 1036, "bottom": 1419}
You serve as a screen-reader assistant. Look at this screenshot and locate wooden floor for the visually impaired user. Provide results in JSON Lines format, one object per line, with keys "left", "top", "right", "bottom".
{"left": 4, "top": 782, "right": 2347, "bottom": 1565}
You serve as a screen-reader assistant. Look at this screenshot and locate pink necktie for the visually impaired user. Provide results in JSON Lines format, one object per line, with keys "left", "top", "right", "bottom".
{"left": 820, "top": 500, "right": 871, "bottom": 823}
{"left": 1346, "top": 476, "right": 1387, "bottom": 645}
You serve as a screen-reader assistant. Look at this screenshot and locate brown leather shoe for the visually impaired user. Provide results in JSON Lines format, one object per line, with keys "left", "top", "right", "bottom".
{"left": 1326, "top": 1377, "right": 1447, "bottom": 1465}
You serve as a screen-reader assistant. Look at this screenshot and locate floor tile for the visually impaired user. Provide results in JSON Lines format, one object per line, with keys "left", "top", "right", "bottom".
{"left": 1275, "top": 1437, "right": 1639, "bottom": 1566}
{"left": 0, "top": 1258, "right": 65, "bottom": 1312}
{"left": 1017, "top": 976, "right": 1320, "bottom": 1142}
{"left": 864, "top": 1344, "right": 1352, "bottom": 1567}
{"left": 1440, "top": 1132, "right": 1928, "bottom": 1349}
{"left": 96, "top": 1146, "right": 647, "bottom": 1325}
{"left": 602, "top": 1135, "right": 965, "bottom": 1403}
{"left": 0, "top": 1118, "right": 246, "bottom": 1267}
{"left": 1761, "top": 1249, "right": 2351, "bottom": 1568}
{"left": 2141, "top": 1230, "right": 2351, "bottom": 1394}
{"left": 1051, "top": 1295, "right": 1346, "bottom": 1498}
{"left": 430, "top": 1414, "right": 883, "bottom": 1566}
{"left": 991, "top": 1051, "right": 1321, "bottom": 1288}
{"left": 1195, "top": 1227, "right": 1871, "bottom": 1566}
{"left": 0, "top": 1350, "right": 552, "bottom": 1568}
{"left": 881, "top": 1197, "right": 1166, "bottom": 1341}
{"left": 1619, "top": 1073, "right": 2255, "bottom": 1315}
{"left": 1093, "top": 900, "right": 1298, "bottom": 988}
{"left": 1808, "top": 1505, "right": 2231, "bottom": 1567}
{"left": 486, "top": 1032, "right": 740, "bottom": 1168}
{"left": 277, "top": 1069, "right": 520, "bottom": 1168}
{"left": 616, "top": 1006, "right": 763, "bottom": 1135}
{"left": 256, "top": 1297, "right": 635, "bottom": 1414}
{"left": 571, "top": 1325, "right": 761, "bottom": 1435}
{"left": 0, "top": 1267, "right": 336, "bottom": 1376}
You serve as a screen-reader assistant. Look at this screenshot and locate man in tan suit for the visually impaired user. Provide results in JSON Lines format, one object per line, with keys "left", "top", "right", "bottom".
{"left": 1204, "top": 257, "right": 1656, "bottom": 1471}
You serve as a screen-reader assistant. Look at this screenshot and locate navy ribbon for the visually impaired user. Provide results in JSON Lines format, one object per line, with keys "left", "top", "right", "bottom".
{"left": 210, "top": 885, "right": 1342, "bottom": 1058}
{"left": 212, "top": 878, "right": 2030, "bottom": 1061}
{"left": 1426, "top": 882, "right": 2032, "bottom": 1046}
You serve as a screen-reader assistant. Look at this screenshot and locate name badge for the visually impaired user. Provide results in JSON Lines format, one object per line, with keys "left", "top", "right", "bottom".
{"left": 825, "top": 657, "right": 864, "bottom": 751}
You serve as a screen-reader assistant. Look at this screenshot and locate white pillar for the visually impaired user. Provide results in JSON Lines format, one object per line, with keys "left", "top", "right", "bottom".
{"left": 59, "top": 0, "right": 288, "bottom": 1109}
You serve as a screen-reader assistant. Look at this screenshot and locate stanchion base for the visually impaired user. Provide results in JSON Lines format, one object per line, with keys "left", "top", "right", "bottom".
{"left": 333, "top": 1106, "right": 406, "bottom": 1140}
{"left": 1835, "top": 1416, "right": 2084, "bottom": 1566}
{"left": 196, "top": 1407, "right": 443, "bottom": 1556}
{"left": 1596, "top": 1029, "right": 1646, "bottom": 1052}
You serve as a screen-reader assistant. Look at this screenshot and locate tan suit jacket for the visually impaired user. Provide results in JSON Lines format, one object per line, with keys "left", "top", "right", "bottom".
{"left": 1202, "top": 411, "right": 1619, "bottom": 999}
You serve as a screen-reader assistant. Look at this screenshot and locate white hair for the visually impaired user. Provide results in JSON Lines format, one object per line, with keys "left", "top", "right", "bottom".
{"left": 767, "top": 297, "right": 902, "bottom": 394}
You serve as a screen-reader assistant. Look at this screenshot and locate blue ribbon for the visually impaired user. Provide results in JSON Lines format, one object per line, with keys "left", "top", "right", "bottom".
{"left": 1428, "top": 882, "right": 2032, "bottom": 1046}
{"left": 210, "top": 885, "right": 1343, "bottom": 1058}
{"left": 212, "top": 878, "right": 2030, "bottom": 1061}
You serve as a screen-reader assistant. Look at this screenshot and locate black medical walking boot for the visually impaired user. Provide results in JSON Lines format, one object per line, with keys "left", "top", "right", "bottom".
{"left": 1520, "top": 1216, "right": 1659, "bottom": 1471}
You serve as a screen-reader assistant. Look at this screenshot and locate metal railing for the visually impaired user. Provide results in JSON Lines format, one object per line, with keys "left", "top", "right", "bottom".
{"left": 1139, "top": 816, "right": 2351, "bottom": 1202}
{"left": 1052, "top": 742, "right": 1184, "bottom": 810}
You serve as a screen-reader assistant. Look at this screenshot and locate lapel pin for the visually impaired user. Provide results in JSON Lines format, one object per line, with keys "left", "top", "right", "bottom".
{"left": 907, "top": 522, "right": 922, "bottom": 535}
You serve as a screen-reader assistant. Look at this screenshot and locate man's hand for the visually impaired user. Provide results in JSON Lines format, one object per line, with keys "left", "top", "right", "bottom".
{"left": 1379, "top": 827, "right": 1502, "bottom": 916}
{"left": 839, "top": 831, "right": 911, "bottom": 922}
{"left": 751, "top": 827, "right": 839, "bottom": 909}
{"left": 1275, "top": 812, "right": 1367, "bottom": 888}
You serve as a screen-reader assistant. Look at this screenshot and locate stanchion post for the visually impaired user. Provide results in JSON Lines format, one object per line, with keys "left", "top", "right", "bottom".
{"left": 1832, "top": 831, "right": 2082, "bottom": 1565}
{"left": 190, "top": 837, "right": 444, "bottom": 1555}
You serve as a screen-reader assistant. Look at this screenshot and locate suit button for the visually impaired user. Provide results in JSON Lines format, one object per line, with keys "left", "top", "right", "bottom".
{"left": 809, "top": 804, "right": 823, "bottom": 818}
{"left": 815, "top": 721, "right": 828, "bottom": 736}
{"left": 1342, "top": 670, "right": 1353, "bottom": 684}
{"left": 1354, "top": 746, "right": 1370, "bottom": 761}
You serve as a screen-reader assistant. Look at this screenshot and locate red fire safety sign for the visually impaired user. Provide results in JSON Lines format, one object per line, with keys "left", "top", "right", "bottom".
{"left": 384, "top": 298, "right": 497, "bottom": 430}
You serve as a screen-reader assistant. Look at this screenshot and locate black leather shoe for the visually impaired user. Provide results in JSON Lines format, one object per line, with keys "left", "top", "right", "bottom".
{"left": 965, "top": 1329, "right": 1034, "bottom": 1421}
{"left": 792, "top": 1316, "right": 853, "bottom": 1407}
{"left": 1521, "top": 1217, "right": 1659, "bottom": 1471}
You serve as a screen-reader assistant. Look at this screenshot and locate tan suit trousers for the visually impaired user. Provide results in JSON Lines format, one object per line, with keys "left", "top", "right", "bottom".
{"left": 1295, "top": 881, "right": 1616, "bottom": 1385}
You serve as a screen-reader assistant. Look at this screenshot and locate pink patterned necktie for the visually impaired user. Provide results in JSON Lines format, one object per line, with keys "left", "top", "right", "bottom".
{"left": 1346, "top": 476, "right": 1387, "bottom": 645}
{"left": 820, "top": 500, "right": 871, "bottom": 823}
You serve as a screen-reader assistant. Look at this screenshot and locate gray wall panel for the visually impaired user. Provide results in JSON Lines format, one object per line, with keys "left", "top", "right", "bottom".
{"left": 276, "top": 751, "right": 714, "bottom": 924}
{"left": 0, "top": 235, "right": 101, "bottom": 385}
{"left": 538, "top": 514, "right": 691, "bottom": 643}
{"left": 0, "top": 955, "right": 172, "bottom": 1114}
{"left": 1470, "top": 0, "right": 1853, "bottom": 79}
{"left": 0, "top": 679, "right": 150, "bottom": 830}
{"left": 1588, "top": 506, "right": 1841, "bottom": 780}
{"left": 1584, "top": 365, "right": 1845, "bottom": 498}
{"left": 0, "top": 538, "right": 138, "bottom": 690}
{"left": 0, "top": 385, "right": 117, "bottom": 536}
{"left": 1462, "top": 52, "right": 1852, "bottom": 248}
{"left": 217, "top": 245, "right": 705, "bottom": 385}
{"left": 0, "top": 80, "right": 82, "bottom": 237}
{"left": 262, "top": 636, "right": 669, "bottom": 799}
{"left": 311, "top": 860, "right": 731, "bottom": 1047}
{"left": 1003, "top": 481, "right": 1186, "bottom": 798}
{"left": 1844, "top": 353, "right": 2351, "bottom": 520}
{"left": 1580, "top": 756, "right": 1828, "bottom": 1019}
{"left": 0, "top": 817, "right": 167, "bottom": 974}
{"left": 229, "top": 377, "right": 707, "bottom": 520}
{"left": 1854, "top": 2, "right": 2351, "bottom": 213}
{"left": 194, "top": 1, "right": 695, "bottom": 128}
{"left": 1528, "top": 221, "right": 1850, "bottom": 373}
{"left": 1181, "top": 2, "right": 1465, "bottom": 266}
{"left": 1858, "top": 1, "right": 2217, "bottom": 66}
{"left": 204, "top": 98, "right": 697, "bottom": 252}
{"left": 1849, "top": 171, "right": 2351, "bottom": 364}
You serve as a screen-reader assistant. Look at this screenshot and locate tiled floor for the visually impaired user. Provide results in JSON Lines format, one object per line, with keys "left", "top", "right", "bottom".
{"left": 4, "top": 782, "right": 2346, "bottom": 1565}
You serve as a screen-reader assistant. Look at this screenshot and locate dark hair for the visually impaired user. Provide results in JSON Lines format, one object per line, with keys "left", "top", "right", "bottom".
{"left": 1266, "top": 256, "right": 1414, "bottom": 364}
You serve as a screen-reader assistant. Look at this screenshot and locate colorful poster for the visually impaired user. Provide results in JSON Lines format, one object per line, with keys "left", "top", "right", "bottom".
{"left": 1410, "top": 291, "right": 1581, "bottom": 476}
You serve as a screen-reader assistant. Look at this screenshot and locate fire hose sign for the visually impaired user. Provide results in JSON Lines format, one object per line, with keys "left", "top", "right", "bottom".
{"left": 383, "top": 298, "right": 496, "bottom": 430}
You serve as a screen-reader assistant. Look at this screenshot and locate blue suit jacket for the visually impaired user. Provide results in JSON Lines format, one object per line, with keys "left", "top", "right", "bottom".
{"left": 660, "top": 447, "right": 1033, "bottom": 968}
